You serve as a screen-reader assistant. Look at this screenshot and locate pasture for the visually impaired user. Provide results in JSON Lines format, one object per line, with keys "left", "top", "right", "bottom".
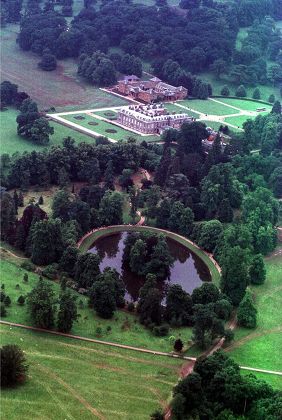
{"left": 0, "top": 26, "right": 128, "bottom": 112}
{"left": 1, "top": 324, "right": 183, "bottom": 420}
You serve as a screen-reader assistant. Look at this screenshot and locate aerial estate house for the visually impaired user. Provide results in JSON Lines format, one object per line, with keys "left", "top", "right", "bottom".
{"left": 116, "top": 76, "right": 188, "bottom": 103}
{"left": 117, "top": 103, "right": 193, "bottom": 134}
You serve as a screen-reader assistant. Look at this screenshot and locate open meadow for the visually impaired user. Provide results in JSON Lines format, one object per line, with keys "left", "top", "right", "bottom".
{"left": 1, "top": 324, "right": 183, "bottom": 420}
{"left": 0, "top": 26, "right": 128, "bottom": 112}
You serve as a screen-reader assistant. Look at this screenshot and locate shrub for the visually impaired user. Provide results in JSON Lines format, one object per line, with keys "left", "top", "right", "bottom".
{"left": 1, "top": 284, "right": 5, "bottom": 290}
{"left": 15, "top": 284, "right": 20, "bottom": 290}
{"left": 96, "top": 327, "right": 102, "bottom": 337}
{"left": 252, "top": 88, "right": 261, "bottom": 100}
{"left": 0, "top": 345, "right": 28, "bottom": 387}
{"left": 4, "top": 295, "right": 11, "bottom": 307}
{"left": 0, "top": 291, "right": 5, "bottom": 302}
{"left": 174, "top": 338, "right": 183, "bottom": 352}
{"left": 106, "top": 325, "right": 112, "bottom": 333}
{"left": 42, "top": 264, "right": 58, "bottom": 280}
{"left": 221, "top": 86, "right": 230, "bottom": 96}
{"left": 23, "top": 273, "right": 28, "bottom": 283}
{"left": 105, "top": 129, "right": 117, "bottom": 133}
{"left": 150, "top": 409, "right": 164, "bottom": 420}
{"left": 17, "top": 295, "right": 25, "bottom": 306}
{"left": 268, "top": 94, "right": 275, "bottom": 103}
{"left": 235, "top": 85, "right": 247, "bottom": 97}
{"left": 0, "top": 304, "right": 7, "bottom": 317}
{"left": 20, "top": 261, "right": 35, "bottom": 272}
{"left": 153, "top": 324, "right": 169, "bottom": 337}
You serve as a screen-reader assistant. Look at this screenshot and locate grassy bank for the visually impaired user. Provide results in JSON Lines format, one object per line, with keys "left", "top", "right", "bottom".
{"left": 1, "top": 324, "right": 183, "bottom": 419}
{"left": 0, "top": 259, "right": 194, "bottom": 353}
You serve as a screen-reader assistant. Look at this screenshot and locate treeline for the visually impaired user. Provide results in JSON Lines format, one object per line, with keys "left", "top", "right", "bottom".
{"left": 77, "top": 51, "right": 142, "bottom": 86}
{"left": 163, "top": 350, "right": 282, "bottom": 420}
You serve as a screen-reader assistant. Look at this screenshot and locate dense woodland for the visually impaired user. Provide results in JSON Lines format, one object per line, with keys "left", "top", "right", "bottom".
{"left": 1, "top": 0, "right": 282, "bottom": 94}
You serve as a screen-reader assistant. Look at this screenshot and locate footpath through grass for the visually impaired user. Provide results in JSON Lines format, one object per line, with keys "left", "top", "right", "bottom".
{"left": 0, "top": 259, "right": 193, "bottom": 353}
{"left": 226, "top": 255, "right": 282, "bottom": 389}
{"left": 1, "top": 324, "right": 183, "bottom": 420}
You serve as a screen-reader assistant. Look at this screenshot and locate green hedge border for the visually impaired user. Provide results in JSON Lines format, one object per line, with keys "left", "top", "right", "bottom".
{"left": 78, "top": 225, "right": 221, "bottom": 286}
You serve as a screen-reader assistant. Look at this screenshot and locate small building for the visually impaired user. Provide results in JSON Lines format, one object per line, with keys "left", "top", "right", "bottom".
{"left": 117, "top": 104, "right": 193, "bottom": 134}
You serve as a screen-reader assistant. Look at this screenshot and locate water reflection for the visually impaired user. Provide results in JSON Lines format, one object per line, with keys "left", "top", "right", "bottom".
{"left": 88, "top": 231, "right": 211, "bottom": 301}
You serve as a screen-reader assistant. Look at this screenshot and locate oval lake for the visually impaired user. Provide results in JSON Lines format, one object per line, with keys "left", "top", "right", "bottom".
{"left": 88, "top": 231, "right": 211, "bottom": 301}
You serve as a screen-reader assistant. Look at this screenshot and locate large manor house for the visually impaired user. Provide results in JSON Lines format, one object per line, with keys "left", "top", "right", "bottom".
{"left": 116, "top": 75, "right": 188, "bottom": 103}
{"left": 117, "top": 104, "right": 193, "bottom": 134}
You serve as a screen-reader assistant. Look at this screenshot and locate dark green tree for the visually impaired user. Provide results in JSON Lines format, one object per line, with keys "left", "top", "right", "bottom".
{"left": 166, "top": 285, "right": 193, "bottom": 326}
{"left": 249, "top": 254, "right": 266, "bottom": 285}
{"left": 27, "top": 277, "right": 56, "bottom": 328}
{"left": 235, "top": 85, "right": 247, "bottom": 97}
{"left": 74, "top": 252, "right": 100, "bottom": 289}
{"left": 237, "top": 292, "right": 257, "bottom": 328}
{"left": 0, "top": 345, "right": 28, "bottom": 387}
{"left": 89, "top": 278, "right": 117, "bottom": 319}
{"left": 218, "top": 199, "right": 233, "bottom": 223}
{"left": 220, "top": 86, "right": 230, "bottom": 96}
{"left": 57, "top": 289, "right": 78, "bottom": 333}
{"left": 221, "top": 246, "right": 249, "bottom": 306}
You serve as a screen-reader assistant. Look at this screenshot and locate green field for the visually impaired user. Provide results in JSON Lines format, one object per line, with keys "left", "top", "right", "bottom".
{"left": 179, "top": 99, "right": 241, "bottom": 116}
{"left": 62, "top": 113, "right": 159, "bottom": 143}
{"left": 1, "top": 324, "right": 183, "bottom": 420}
{"left": 164, "top": 103, "right": 200, "bottom": 119}
{"left": 216, "top": 98, "right": 272, "bottom": 112}
{"left": 0, "top": 258, "right": 194, "bottom": 353}
{"left": 0, "top": 109, "right": 97, "bottom": 154}
{"left": 226, "top": 255, "right": 282, "bottom": 388}
{"left": 224, "top": 115, "right": 254, "bottom": 128}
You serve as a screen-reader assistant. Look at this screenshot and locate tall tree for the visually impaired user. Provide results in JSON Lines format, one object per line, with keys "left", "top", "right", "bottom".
{"left": 27, "top": 277, "right": 56, "bottom": 328}
{"left": 57, "top": 289, "right": 78, "bottom": 333}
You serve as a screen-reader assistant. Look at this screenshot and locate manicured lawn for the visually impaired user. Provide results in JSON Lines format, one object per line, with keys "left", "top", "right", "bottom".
{"left": 199, "top": 120, "right": 225, "bottom": 131}
{"left": 0, "top": 324, "right": 183, "bottom": 419}
{"left": 226, "top": 256, "right": 282, "bottom": 387}
{"left": 216, "top": 98, "right": 272, "bottom": 112}
{"left": 62, "top": 113, "right": 160, "bottom": 143}
{"left": 0, "top": 108, "right": 96, "bottom": 155}
{"left": 0, "top": 259, "right": 194, "bottom": 353}
{"left": 93, "top": 109, "right": 118, "bottom": 119}
{"left": 164, "top": 103, "right": 200, "bottom": 119}
{"left": 224, "top": 115, "right": 255, "bottom": 128}
{"left": 178, "top": 99, "right": 239, "bottom": 116}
